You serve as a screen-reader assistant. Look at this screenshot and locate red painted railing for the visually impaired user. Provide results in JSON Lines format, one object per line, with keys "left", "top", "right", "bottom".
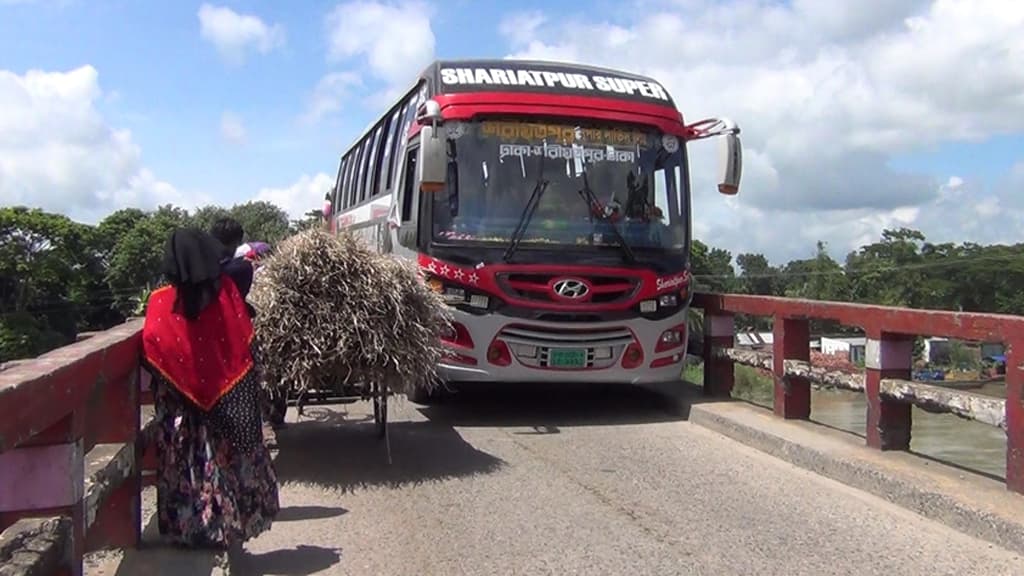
{"left": 692, "top": 293, "right": 1024, "bottom": 494}
{"left": 0, "top": 320, "right": 151, "bottom": 576}
{"left": 2, "top": 293, "right": 1022, "bottom": 573}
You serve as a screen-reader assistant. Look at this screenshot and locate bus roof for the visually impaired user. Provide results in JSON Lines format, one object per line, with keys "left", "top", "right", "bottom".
{"left": 419, "top": 59, "right": 678, "bottom": 109}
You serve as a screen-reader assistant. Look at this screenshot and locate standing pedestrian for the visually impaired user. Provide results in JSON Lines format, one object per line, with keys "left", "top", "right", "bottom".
{"left": 141, "top": 227, "right": 279, "bottom": 549}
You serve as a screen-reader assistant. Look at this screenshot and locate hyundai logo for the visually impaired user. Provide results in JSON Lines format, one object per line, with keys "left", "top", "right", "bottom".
{"left": 552, "top": 278, "right": 589, "bottom": 299}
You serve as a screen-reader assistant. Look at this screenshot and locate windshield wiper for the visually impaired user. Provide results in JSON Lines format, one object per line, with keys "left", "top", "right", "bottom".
{"left": 503, "top": 174, "right": 549, "bottom": 262}
{"left": 577, "top": 172, "right": 636, "bottom": 263}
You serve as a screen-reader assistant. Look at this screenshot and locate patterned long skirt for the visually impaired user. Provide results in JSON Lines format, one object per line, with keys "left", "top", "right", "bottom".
{"left": 152, "top": 371, "right": 280, "bottom": 548}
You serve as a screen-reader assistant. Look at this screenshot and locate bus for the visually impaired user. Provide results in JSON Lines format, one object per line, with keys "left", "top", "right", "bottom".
{"left": 325, "top": 59, "right": 742, "bottom": 402}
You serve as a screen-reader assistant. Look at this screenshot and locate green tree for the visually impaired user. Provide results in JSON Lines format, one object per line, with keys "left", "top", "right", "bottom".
{"left": 846, "top": 228, "right": 927, "bottom": 308}
{"left": 783, "top": 241, "right": 848, "bottom": 302}
{"left": 736, "top": 253, "right": 779, "bottom": 296}
{"left": 691, "top": 239, "right": 737, "bottom": 293}
{"left": 230, "top": 201, "right": 290, "bottom": 244}
{"left": 290, "top": 209, "right": 325, "bottom": 234}
{"left": 0, "top": 207, "right": 95, "bottom": 360}
{"left": 105, "top": 205, "right": 191, "bottom": 315}
{"left": 190, "top": 205, "right": 232, "bottom": 233}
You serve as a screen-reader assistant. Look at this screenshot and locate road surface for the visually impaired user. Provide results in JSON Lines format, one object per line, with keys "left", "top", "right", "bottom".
{"left": 90, "top": 383, "right": 1024, "bottom": 575}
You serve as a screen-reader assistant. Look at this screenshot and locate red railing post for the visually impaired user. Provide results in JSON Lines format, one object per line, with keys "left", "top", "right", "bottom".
{"left": 703, "top": 312, "right": 735, "bottom": 397}
{"left": 1006, "top": 339, "right": 1024, "bottom": 493}
{"left": 772, "top": 317, "right": 810, "bottom": 419}
{"left": 864, "top": 332, "right": 913, "bottom": 450}
{"left": 84, "top": 357, "right": 142, "bottom": 552}
{"left": 0, "top": 413, "right": 86, "bottom": 576}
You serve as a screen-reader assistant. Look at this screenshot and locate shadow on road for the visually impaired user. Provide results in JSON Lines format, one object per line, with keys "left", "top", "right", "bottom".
{"left": 271, "top": 408, "right": 506, "bottom": 492}
{"left": 228, "top": 544, "right": 342, "bottom": 576}
{"left": 101, "top": 514, "right": 226, "bottom": 576}
{"left": 416, "top": 381, "right": 709, "bottom": 429}
{"left": 274, "top": 505, "right": 348, "bottom": 523}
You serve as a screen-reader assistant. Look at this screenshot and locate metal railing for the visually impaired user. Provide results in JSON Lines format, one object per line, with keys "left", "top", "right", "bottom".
{"left": 692, "top": 292, "right": 1023, "bottom": 493}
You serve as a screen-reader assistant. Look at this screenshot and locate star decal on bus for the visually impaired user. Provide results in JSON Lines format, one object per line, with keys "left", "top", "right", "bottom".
{"left": 468, "top": 273, "right": 479, "bottom": 284}
{"left": 439, "top": 265, "right": 451, "bottom": 277}
{"left": 453, "top": 269, "right": 465, "bottom": 280}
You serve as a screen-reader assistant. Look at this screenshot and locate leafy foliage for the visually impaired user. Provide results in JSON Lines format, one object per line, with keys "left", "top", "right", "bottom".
{"left": 0, "top": 200, "right": 318, "bottom": 363}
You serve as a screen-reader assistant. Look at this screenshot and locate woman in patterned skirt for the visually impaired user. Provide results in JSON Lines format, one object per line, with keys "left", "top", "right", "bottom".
{"left": 142, "top": 227, "right": 280, "bottom": 549}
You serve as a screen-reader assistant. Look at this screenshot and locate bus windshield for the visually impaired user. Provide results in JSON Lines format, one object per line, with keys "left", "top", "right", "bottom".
{"left": 430, "top": 118, "right": 687, "bottom": 253}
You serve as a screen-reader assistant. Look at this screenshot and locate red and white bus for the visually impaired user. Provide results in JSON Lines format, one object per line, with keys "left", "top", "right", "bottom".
{"left": 325, "top": 59, "right": 742, "bottom": 402}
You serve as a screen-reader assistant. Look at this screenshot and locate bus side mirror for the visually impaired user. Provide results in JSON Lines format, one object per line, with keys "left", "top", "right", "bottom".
{"left": 717, "top": 133, "right": 742, "bottom": 195}
{"left": 418, "top": 125, "right": 447, "bottom": 193}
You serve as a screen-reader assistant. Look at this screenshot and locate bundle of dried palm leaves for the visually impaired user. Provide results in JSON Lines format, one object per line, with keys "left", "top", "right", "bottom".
{"left": 249, "top": 228, "right": 452, "bottom": 398}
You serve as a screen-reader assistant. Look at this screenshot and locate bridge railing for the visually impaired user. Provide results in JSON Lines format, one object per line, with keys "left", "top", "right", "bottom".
{"left": 692, "top": 292, "right": 1024, "bottom": 494}
{"left": 0, "top": 320, "right": 149, "bottom": 576}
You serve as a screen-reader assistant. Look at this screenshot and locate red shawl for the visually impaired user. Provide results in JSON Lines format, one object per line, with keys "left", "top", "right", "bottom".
{"left": 142, "top": 276, "right": 255, "bottom": 411}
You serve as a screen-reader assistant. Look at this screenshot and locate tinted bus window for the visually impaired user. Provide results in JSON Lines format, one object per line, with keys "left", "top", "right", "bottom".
{"left": 370, "top": 122, "right": 388, "bottom": 197}
{"left": 400, "top": 148, "right": 417, "bottom": 223}
{"left": 381, "top": 107, "right": 402, "bottom": 190}
{"left": 363, "top": 125, "right": 384, "bottom": 200}
{"left": 347, "top": 145, "right": 364, "bottom": 207}
{"left": 356, "top": 139, "right": 371, "bottom": 204}
{"left": 334, "top": 157, "right": 347, "bottom": 209}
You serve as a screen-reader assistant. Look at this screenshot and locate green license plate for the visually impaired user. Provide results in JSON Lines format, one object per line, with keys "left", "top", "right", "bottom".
{"left": 549, "top": 348, "right": 587, "bottom": 368}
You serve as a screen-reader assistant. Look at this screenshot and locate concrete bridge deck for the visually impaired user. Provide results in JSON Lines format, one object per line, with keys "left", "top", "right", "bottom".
{"left": 84, "top": 383, "right": 1024, "bottom": 576}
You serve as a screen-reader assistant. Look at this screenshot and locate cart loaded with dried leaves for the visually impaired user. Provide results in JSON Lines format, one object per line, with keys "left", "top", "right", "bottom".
{"left": 249, "top": 228, "right": 452, "bottom": 457}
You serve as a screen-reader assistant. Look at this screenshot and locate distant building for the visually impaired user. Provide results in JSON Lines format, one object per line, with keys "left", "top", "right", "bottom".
{"left": 819, "top": 336, "right": 866, "bottom": 364}
{"left": 922, "top": 337, "right": 951, "bottom": 364}
{"left": 735, "top": 331, "right": 773, "bottom": 350}
{"left": 734, "top": 331, "right": 823, "bottom": 352}
{"left": 980, "top": 342, "right": 1005, "bottom": 359}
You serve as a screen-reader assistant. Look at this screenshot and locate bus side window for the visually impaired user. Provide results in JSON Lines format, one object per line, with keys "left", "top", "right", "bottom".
{"left": 357, "top": 139, "right": 372, "bottom": 204}
{"left": 339, "top": 155, "right": 352, "bottom": 210}
{"left": 370, "top": 123, "right": 388, "bottom": 198}
{"left": 381, "top": 107, "right": 402, "bottom": 191}
{"left": 401, "top": 147, "right": 418, "bottom": 223}
{"left": 347, "top": 145, "right": 364, "bottom": 208}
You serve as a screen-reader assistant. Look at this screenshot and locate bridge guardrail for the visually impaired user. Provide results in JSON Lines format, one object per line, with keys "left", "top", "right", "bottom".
{"left": 0, "top": 319, "right": 149, "bottom": 576}
{"left": 692, "top": 292, "right": 1024, "bottom": 494}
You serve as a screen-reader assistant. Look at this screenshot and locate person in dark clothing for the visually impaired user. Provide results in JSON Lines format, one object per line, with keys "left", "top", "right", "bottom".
{"left": 141, "top": 228, "right": 279, "bottom": 549}
{"left": 210, "top": 218, "right": 279, "bottom": 424}
{"left": 210, "top": 217, "right": 254, "bottom": 299}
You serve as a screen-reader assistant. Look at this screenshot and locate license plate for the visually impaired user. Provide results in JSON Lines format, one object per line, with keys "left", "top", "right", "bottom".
{"left": 548, "top": 348, "right": 587, "bottom": 368}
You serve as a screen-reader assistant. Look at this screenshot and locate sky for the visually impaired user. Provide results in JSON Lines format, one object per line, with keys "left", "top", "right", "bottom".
{"left": 0, "top": 0, "right": 1022, "bottom": 265}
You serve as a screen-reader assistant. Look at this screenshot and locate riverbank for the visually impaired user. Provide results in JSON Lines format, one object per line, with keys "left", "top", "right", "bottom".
{"left": 682, "top": 361, "right": 1008, "bottom": 479}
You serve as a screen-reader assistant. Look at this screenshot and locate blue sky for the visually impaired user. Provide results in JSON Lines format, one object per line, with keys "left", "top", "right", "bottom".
{"left": 1, "top": 0, "right": 1021, "bottom": 263}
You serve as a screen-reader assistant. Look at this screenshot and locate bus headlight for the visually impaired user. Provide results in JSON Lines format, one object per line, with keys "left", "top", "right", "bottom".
{"left": 658, "top": 294, "right": 678, "bottom": 307}
{"left": 656, "top": 324, "right": 687, "bottom": 352}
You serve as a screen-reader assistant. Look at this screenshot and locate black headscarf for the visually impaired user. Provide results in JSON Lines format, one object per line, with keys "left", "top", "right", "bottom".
{"left": 160, "top": 228, "right": 227, "bottom": 320}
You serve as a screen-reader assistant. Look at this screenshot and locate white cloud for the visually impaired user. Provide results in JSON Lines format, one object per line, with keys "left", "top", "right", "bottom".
{"left": 255, "top": 173, "right": 334, "bottom": 220}
{"left": 302, "top": 71, "right": 363, "bottom": 123}
{"left": 198, "top": 3, "right": 285, "bottom": 65}
{"left": 498, "top": 0, "right": 1024, "bottom": 262}
{"left": 0, "top": 65, "right": 205, "bottom": 222}
{"left": 324, "top": 0, "right": 435, "bottom": 88}
{"left": 219, "top": 110, "right": 246, "bottom": 144}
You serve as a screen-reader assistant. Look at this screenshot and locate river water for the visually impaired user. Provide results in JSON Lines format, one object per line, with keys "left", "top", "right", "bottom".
{"left": 772, "top": 383, "right": 1008, "bottom": 479}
